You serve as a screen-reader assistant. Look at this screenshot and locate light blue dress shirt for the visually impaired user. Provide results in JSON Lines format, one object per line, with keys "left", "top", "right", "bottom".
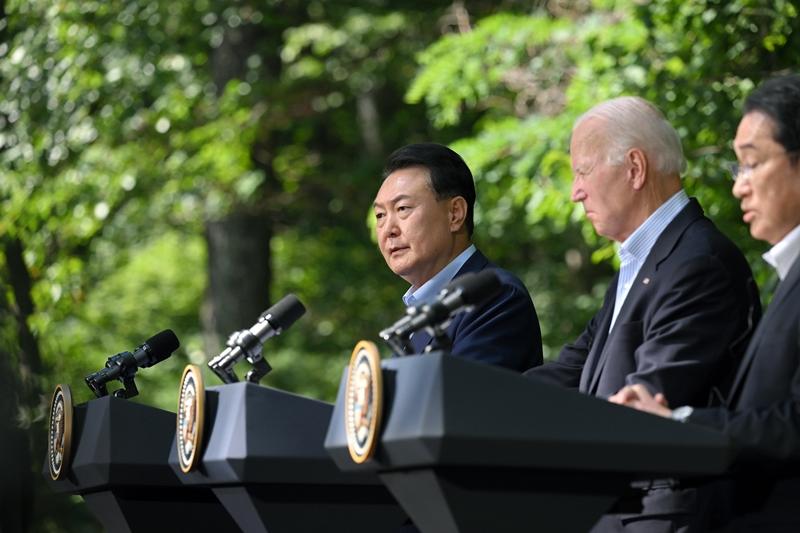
{"left": 402, "top": 244, "right": 477, "bottom": 307}
{"left": 610, "top": 190, "right": 689, "bottom": 332}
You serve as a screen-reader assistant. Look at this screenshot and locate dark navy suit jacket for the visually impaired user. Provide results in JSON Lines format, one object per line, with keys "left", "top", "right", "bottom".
{"left": 399, "top": 248, "right": 542, "bottom": 533}
{"left": 409, "top": 248, "right": 542, "bottom": 373}
{"left": 525, "top": 199, "right": 760, "bottom": 407}
{"left": 524, "top": 199, "right": 761, "bottom": 532}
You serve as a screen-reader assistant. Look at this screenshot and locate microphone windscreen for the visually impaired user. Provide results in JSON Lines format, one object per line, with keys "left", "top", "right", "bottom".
{"left": 451, "top": 269, "right": 502, "bottom": 306}
{"left": 261, "top": 293, "right": 306, "bottom": 330}
{"left": 144, "top": 329, "right": 181, "bottom": 364}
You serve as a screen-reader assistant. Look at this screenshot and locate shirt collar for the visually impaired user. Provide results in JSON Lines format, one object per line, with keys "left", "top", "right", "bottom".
{"left": 402, "top": 244, "right": 477, "bottom": 306}
{"left": 763, "top": 224, "right": 800, "bottom": 280}
{"left": 617, "top": 190, "right": 689, "bottom": 264}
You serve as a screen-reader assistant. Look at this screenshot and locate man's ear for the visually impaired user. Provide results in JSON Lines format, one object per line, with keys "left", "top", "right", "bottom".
{"left": 627, "top": 147, "right": 648, "bottom": 190}
{"left": 449, "top": 196, "right": 468, "bottom": 232}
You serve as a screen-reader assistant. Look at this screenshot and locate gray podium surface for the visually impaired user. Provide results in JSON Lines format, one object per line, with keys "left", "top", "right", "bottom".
{"left": 324, "top": 353, "right": 732, "bottom": 533}
{"left": 44, "top": 396, "right": 240, "bottom": 532}
{"left": 168, "top": 382, "right": 407, "bottom": 533}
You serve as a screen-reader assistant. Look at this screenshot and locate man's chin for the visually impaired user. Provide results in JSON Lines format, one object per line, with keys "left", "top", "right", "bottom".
{"left": 390, "top": 267, "right": 419, "bottom": 288}
{"left": 583, "top": 215, "right": 602, "bottom": 234}
{"left": 388, "top": 262, "right": 412, "bottom": 279}
{"left": 751, "top": 223, "right": 781, "bottom": 246}
{"left": 589, "top": 224, "right": 608, "bottom": 239}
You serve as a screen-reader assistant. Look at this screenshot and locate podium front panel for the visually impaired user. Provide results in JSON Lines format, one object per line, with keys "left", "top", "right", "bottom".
{"left": 44, "top": 396, "right": 239, "bottom": 532}
{"left": 324, "top": 353, "right": 732, "bottom": 533}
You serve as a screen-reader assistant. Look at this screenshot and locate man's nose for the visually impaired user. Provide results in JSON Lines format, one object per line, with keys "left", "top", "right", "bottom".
{"left": 732, "top": 175, "right": 749, "bottom": 200}
{"left": 571, "top": 179, "right": 587, "bottom": 202}
{"left": 381, "top": 213, "right": 400, "bottom": 238}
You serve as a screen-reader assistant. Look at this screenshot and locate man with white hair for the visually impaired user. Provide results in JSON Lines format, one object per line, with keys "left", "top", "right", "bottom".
{"left": 610, "top": 73, "right": 800, "bottom": 531}
{"left": 524, "top": 96, "right": 761, "bottom": 532}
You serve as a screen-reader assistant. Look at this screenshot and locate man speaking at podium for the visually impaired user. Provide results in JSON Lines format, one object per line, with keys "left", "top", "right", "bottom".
{"left": 611, "top": 73, "right": 800, "bottom": 532}
{"left": 524, "top": 96, "right": 760, "bottom": 532}
{"left": 372, "top": 142, "right": 542, "bottom": 372}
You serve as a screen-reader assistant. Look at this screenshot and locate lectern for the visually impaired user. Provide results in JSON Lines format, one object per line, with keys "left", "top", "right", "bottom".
{"left": 169, "top": 382, "right": 407, "bottom": 533}
{"left": 44, "top": 395, "right": 240, "bottom": 532}
{"left": 325, "top": 353, "right": 733, "bottom": 533}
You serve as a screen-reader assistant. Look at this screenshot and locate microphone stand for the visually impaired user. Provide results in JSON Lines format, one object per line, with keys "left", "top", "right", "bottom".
{"left": 114, "top": 372, "right": 139, "bottom": 399}
{"left": 208, "top": 329, "right": 274, "bottom": 384}
{"left": 244, "top": 358, "right": 272, "bottom": 384}
{"left": 378, "top": 269, "right": 501, "bottom": 357}
{"left": 379, "top": 321, "right": 454, "bottom": 357}
{"left": 380, "top": 332, "right": 413, "bottom": 357}
{"left": 85, "top": 351, "right": 142, "bottom": 399}
{"left": 424, "top": 323, "right": 453, "bottom": 354}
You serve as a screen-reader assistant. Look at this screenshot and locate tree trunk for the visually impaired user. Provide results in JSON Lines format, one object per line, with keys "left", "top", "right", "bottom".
{"left": 202, "top": 17, "right": 277, "bottom": 357}
{"left": 202, "top": 213, "right": 273, "bottom": 355}
{"left": 0, "top": 237, "right": 38, "bottom": 533}
{"left": 3, "top": 237, "right": 43, "bottom": 399}
{"left": 357, "top": 91, "right": 384, "bottom": 158}
{"left": 0, "top": 343, "right": 33, "bottom": 533}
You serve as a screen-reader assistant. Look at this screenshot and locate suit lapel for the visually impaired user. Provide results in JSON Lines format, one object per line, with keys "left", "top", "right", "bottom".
{"left": 411, "top": 330, "right": 432, "bottom": 353}
{"left": 410, "top": 248, "right": 489, "bottom": 353}
{"left": 727, "top": 256, "right": 800, "bottom": 403}
{"left": 585, "top": 200, "right": 704, "bottom": 395}
{"left": 579, "top": 278, "right": 616, "bottom": 392}
{"left": 585, "top": 275, "right": 642, "bottom": 395}
{"left": 766, "top": 252, "right": 800, "bottom": 311}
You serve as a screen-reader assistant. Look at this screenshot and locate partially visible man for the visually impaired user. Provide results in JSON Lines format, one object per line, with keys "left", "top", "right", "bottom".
{"left": 523, "top": 96, "right": 761, "bottom": 532}
{"left": 611, "top": 73, "right": 800, "bottom": 531}
{"left": 373, "top": 142, "right": 542, "bottom": 372}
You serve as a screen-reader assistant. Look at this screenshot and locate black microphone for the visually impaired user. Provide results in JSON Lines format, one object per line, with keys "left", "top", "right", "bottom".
{"left": 208, "top": 294, "right": 306, "bottom": 383}
{"left": 85, "top": 329, "right": 180, "bottom": 399}
{"left": 379, "top": 269, "right": 502, "bottom": 354}
{"left": 260, "top": 293, "right": 307, "bottom": 331}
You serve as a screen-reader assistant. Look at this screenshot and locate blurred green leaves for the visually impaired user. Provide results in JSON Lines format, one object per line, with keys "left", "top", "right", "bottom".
{"left": 403, "top": 0, "right": 798, "bottom": 353}
{"left": 3, "top": 0, "right": 797, "bottom": 410}
{"left": 2, "top": 6, "right": 799, "bottom": 531}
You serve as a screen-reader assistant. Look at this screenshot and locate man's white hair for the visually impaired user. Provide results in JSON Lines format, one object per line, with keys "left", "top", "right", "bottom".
{"left": 573, "top": 96, "right": 687, "bottom": 175}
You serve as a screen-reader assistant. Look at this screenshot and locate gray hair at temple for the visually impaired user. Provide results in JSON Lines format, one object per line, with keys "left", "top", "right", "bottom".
{"left": 573, "top": 96, "right": 687, "bottom": 176}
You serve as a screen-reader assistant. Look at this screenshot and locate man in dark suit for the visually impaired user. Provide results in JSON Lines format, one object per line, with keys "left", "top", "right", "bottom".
{"left": 611, "top": 74, "right": 800, "bottom": 531}
{"left": 373, "top": 142, "right": 542, "bottom": 372}
{"left": 524, "top": 96, "right": 761, "bottom": 532}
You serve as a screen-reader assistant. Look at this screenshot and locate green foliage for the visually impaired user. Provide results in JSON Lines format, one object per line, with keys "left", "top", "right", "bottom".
{"left": 37, "top": 232, "right": 207, "bottom": 405}
{"left": 407, "top": 0, "right": 800, "bottom": 354}
{"left": 3, "top": 0, "right": 800, "bottom": 528}
{"left": 407, "top": 13, "right": 576, "bottom": 128}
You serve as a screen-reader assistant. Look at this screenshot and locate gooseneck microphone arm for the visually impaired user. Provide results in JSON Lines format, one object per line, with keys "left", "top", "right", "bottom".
{"left": 426, "top": 321, "right": 455, "bottom": 354}
{"left": 207, "top": 294, "right": 306, "bottom": 384}
{"left": 84, "top": 329, "right": 181, "bottom": 399}
{"left": 85, "top": 351, "right": 141, "bottom": 399}
{"left": 381, "top": 324, "right": 415, "bottom": 357}
{"left": 379, "top": 269, "right": 503, "bottom": 356}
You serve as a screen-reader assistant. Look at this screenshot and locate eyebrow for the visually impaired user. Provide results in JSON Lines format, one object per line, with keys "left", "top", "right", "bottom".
{"left": 573, "top": 161, "right": 596, "bottom": 174}
{"left": 373, "top": 193, "right": 413, "bottom": 209}
{"left": 734, "top": 142, "right": 757, "bottom": 151}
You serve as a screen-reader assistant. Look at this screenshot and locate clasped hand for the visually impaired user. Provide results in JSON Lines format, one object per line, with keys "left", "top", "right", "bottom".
{"left": 608, "top": 383, "right": 673, "bottom": 418}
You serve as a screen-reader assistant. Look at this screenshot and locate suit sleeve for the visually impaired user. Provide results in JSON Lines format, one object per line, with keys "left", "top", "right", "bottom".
{"left": 523, "top": 277, "right": 617, "bottom": 389}
{"left": 449, "top": 271, "right": 542, "bottom": 373}
{"left": 690, "top": 395, "right": 800, "bottom": 470}
{"left": 627, "top": 255, "right": 754, "bottom": 407}
{"left": 688, "top": 317, "right": 800, "bottom": 469}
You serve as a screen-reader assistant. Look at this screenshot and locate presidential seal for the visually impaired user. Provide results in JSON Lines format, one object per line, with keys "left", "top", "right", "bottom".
{"left": 48, "top": 384, "right": 74, "bottom": 481}
{"left": 344, "top": 340, "right": 383, "bottom": 464}
{"left": 176, "top": 364, "right": 205, "bottom": 473}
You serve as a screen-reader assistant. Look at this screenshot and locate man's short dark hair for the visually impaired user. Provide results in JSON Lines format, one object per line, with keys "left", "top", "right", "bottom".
{"left": 744, "top": 73, "right": 800, "bottom": 163}
{"left": 382, "top": 143, "right": 476, "bottom": 236}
